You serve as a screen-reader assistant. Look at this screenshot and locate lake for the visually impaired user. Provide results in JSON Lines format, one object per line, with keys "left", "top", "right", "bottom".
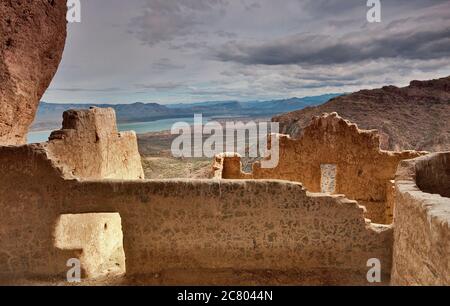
{"left": 27, "top": 117, "right": 211, "bottom": 144}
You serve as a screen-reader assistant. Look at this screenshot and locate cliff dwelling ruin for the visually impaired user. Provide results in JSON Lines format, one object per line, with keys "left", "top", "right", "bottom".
{"left": 213, "top": 113, "right": 426, "bottom": 225}
{"left": 0, "top": 2, "right": 448, "bottom": 286}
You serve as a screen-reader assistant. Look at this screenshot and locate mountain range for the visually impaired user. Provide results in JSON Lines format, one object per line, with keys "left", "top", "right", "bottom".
{"left": 35, "top": 76, "right": 450, "bottom": 152}
{"left": 31, "top": 94, "right": 340, "bottom": 131}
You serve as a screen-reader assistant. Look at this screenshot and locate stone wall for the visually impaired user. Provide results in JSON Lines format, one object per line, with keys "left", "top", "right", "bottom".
{"left": 415, "top": 153, "right": 450, "bottom": 198}
{"left": 44, "top": 108, "right": 144, "bottom": 180}
{"left": 391, "top": 153, "right": 450, "bottom": 285}
{"left": 55, "top": 213, "right": 126, "bottom": 279}
{"left": 0, "top": 142, "right": 393, "bottom": 285}
{"left": 0, "top": 1, "right": 67, "bottom": 145}
{"left": 213, "top": 113, "right": 425, "bottom": 224}
{"left": 0, "top": 0, "right": 447, "bottom": 286}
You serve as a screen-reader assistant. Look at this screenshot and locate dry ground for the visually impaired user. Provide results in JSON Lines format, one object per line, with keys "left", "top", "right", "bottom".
{"left": 137, "top": 131, "right": 259, "bottom": 179}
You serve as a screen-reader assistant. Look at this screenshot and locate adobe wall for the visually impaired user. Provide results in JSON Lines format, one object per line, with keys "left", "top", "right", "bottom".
{"left": 0, "top": 107, "right": 143, "bottom": 280}
{"left": 44, "top": 108, "right": 144, "bottom": 180}
{"left": 392, "top": 153, "right": 450, "bottom": 285}
{"left": 55, "top": 213, "right": 126, "bottom": 279}
{"left": 0, "top": 0, "right": 445, "bottom": 286}
{"left": 415, "top": 153, "right": 450, "bottom": 198}
{"left": 0, "top": 144, "right": 393, "bottom": 285}
{"left": 213, "top": 113, "right": 425, "bottom": 224}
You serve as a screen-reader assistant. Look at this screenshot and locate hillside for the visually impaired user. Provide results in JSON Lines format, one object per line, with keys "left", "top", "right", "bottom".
{"left": 273, "top": 76, "right": 450, "bottom": 152}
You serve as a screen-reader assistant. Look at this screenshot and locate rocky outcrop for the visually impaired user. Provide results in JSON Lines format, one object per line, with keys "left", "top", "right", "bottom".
{"left": 274, "top": 76, "right": 450, "bottom": 152}
{"left": 0, "top": 1, "right": 67, "bottom": 145}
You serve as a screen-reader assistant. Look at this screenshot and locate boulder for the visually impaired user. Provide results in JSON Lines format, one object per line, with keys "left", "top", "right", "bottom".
{"left": 0, "top": 1, "right": 67, "bottom": 145}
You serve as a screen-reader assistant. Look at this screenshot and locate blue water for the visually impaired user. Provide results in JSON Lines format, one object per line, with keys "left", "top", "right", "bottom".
{"left": 27, "top": 117, "right": 211, "bottom": 144}
{"left": 27, "top": 130, "right": 53, "bottom": 144}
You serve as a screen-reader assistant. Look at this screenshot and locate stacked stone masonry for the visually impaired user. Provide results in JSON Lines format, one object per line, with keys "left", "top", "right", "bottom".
{"left": 392, "top": 153, "right": 450, "bottom": 285}
{"left": 0, "top": 109, "right": 394, "bottom": 285}
{"left": 213, "top": 113, "right": 427, "bottom": 224}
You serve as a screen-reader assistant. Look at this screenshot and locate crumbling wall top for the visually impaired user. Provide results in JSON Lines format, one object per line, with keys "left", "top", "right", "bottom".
{"left": 44, "top": 108, "right": 144, "bottom": 180}
{"left": 214, "top": 112, "right": 427, "bottom": 224}
{"left": 392, "top": 152, "right": 450, "bottom": 285}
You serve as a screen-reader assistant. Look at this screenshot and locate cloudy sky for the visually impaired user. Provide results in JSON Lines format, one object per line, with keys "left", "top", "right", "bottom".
{"left": 42, "top": 0, "right": 450, "bottom": 104}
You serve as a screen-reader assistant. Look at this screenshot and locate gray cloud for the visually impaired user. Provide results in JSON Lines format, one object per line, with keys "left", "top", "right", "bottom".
{"left": 217, "top": 57, "right": 450, "bottom": 97}
{"left": 168, "top": 41, "right": 209, "bottom": 51}
{"left": 128, "top": 0, "right": 229, "bottom": 46}
{"left": 214, "top": 30, "right": 238, "bottom": 39}
{"left": 300, "top": 0, "right": 448, "bottom": 15}
{"left": 214, "top": 7, "right": 450, "bottom": 66}
{"left": 49, "top": 87, "right": 123, "bottom": 93}
{"left": 152, "top": 58, "right": 186, "bottom": 71}
{"left": 134, "top": 82, "right": 186, "bottom": 90}
{"left": 242, "top": 1, "right": 262, "bottom": 11}
{"left": 43, "top": 0, "right": 450, "bottom": 104}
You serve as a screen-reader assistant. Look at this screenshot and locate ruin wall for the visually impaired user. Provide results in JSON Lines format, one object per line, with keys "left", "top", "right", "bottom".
{"left": 391, "top": 153, "right": 450, "bottom": 285}
{"left": 0, "top": 143, "right": 392, "bottom": 285}
{"left": 213, "top": 113, "right": 425, "bottom": 224}
{"left": 44, "top": 108, "right": 144, "bottom": 180}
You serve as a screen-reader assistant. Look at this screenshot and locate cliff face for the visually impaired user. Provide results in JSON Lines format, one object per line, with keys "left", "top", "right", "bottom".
{"left": 0, "top": 1, "right": 67, "bottom": 145}
{"left": 274, "top": 76, "right": 450, "bottom": 152}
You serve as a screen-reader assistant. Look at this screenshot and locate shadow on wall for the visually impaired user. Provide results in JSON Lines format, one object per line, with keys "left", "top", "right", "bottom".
{"left": 1, "top": 108, "right": 446, "bottom": 286}
{"left": 415, "top": 153, "right": 450, "bottom": 197}
{"left": 0, "top": 123, "right": 393, "bottom": 285}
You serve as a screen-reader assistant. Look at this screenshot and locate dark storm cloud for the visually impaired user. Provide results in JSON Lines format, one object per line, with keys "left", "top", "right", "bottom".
{"left": 44, "top": 0, "right": 450, "bottom": 104}
{"left": 300, "top": 0, "right": 449, "bottom": 15}
{"left": 300, "top": 0, "right": 364, "bottom": 15}
{"left": 215, "top": 13, "right": 450, "bottom": 66}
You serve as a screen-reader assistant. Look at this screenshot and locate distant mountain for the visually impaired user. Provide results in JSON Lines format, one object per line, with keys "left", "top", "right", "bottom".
{"left": 274, "top": 76, "right": 450, "bottom": 152}
{"left": 165, "top": 100, "right": 240, "bottom": 109}
{"left": 241, "top": 94, "right": 341, "bottom": 113}
{"left": 32, "top": 102, "right": 180, "bottom": 131}
{"left": 165, "top": 94, "right": 339, "bottom": 112}
{"left": 31, "top": 94, "right": 341, "bottom": 131}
